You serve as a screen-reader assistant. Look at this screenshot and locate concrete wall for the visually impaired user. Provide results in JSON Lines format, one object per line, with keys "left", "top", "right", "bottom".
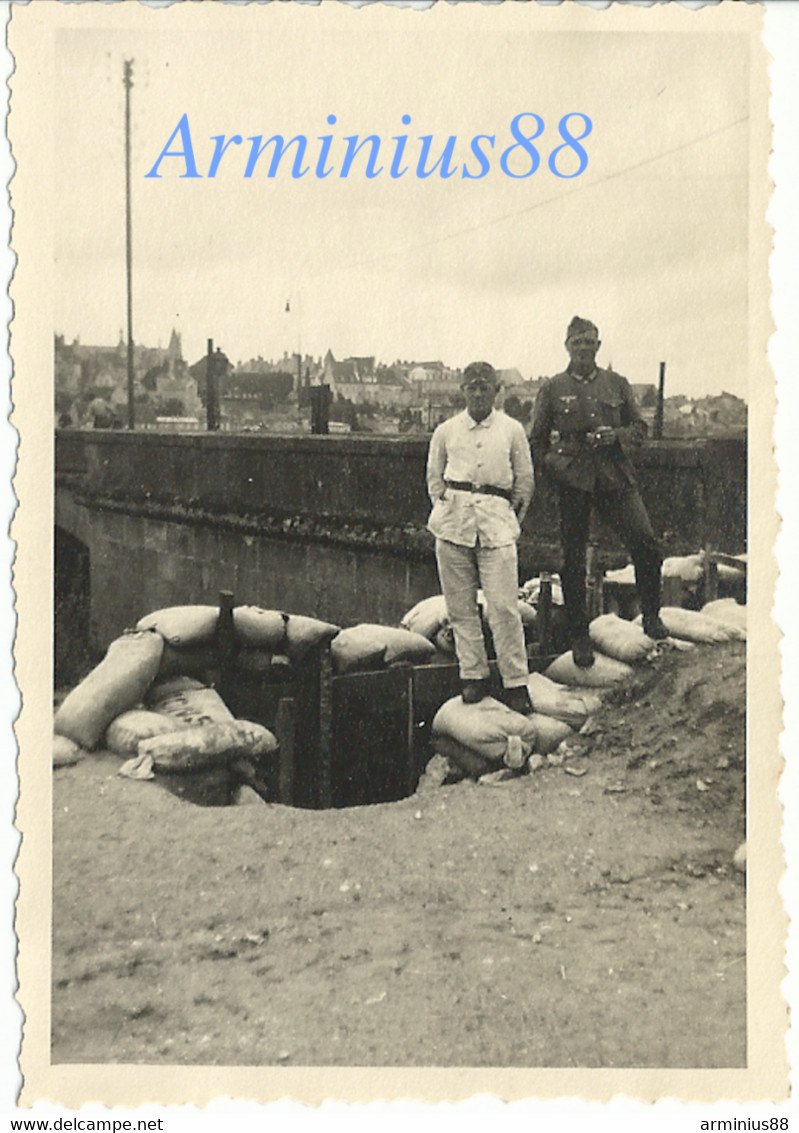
{"left": 55, "top": 484, "right": 441, "bottom": 653}
{"left": 55, "top": 429, "right": 746, "bottom": 655}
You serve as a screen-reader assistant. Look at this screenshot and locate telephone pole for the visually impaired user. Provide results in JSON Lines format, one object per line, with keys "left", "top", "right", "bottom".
{"left": 654, "top": 360, "right": 666, "bottom": 440}
{"left": 124, "top": 59, "right": 135, "bottom": 430}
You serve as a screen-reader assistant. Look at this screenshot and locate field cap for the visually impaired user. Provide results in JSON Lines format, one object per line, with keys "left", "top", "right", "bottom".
{"left": 566, "top": 316, "right": 599, "bottom": 341}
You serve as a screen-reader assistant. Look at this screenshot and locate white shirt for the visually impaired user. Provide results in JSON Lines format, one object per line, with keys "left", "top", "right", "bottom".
{"left": 426, "top": 409, "right": 534, "bottom": 548}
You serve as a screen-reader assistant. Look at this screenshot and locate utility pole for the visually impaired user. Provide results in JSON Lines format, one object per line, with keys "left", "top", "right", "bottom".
{"left": 654, "top": 360, "right": 666, "bottom": 440}
{"left": 123, "top": 59, "right": 135, "bottom": 430}
{"left": 206, "top": 338, "right": 218, "bottom": 430}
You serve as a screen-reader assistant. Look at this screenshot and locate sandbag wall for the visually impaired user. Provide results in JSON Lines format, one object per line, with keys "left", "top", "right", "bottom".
{"left": 52, "top": 598, "right": 481, "bottom": 809}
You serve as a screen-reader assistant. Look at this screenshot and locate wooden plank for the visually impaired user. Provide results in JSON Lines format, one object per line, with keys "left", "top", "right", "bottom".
{"left": 708, "top": 551, "right": 747, "bottom": 573}
{"left": 537, "top": 574, "right": 554, "bottom": 655}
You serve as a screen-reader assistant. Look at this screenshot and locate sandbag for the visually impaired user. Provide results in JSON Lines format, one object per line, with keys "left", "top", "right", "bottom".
{"left": 139, "top": 719, "right": 278, "bottom": 772}
{"left": 527, "top": 673, "right": 602, "bottom": 729}
{"left": 717, "top": 556, "right": 747, "bottom": 583}
{"left": 662, "top": 554, "right": 704, "bottom": 583}
{"left": 430, "top": 733, "right": 494, "bottom": 779}
{"left": 146, "top": 683, "right": 235, "bottom": 726}
{"left": 701, "top": 598, "right": 747, "bottom": 637}
{"left": 156, "top": 643, "right": 217, "bottom": 681}
{"left": 636, "top": 607, "right": 741, "bottom": 644}
{"left": 54, "top": 630, "right": 165, "bottom": 750}
{"left": 233, "top": 607, "right": 288, "bottom": 649}
{"left": 603, "top": 564, "right": 636, "bottom": 587}
{"left": 330, "top": 627, "right": 387, "bottom": 674}
{"left": 381, "top": 626, "right": 437, "bottom": 665}
{"left": 105, "top": 709, "right": 189, "bottom": 757}
{"left": 400, "top": 595, "right": 449, "bottom": 641}
{"left": 53, "top": 734, "right": 84, "bottom": 768}
{"left": 284, "top": 614, "right": 342, "bottom": 662}
{"left": 331, "top": 624, "right": 435, "bottom": 673}
{"left": 588, "top": 613, "right": 657, "bottom": 665}
{"left": 137, "top": 605, "right": 220, "bottom": 647}
{"left": 432, "top": 695, "right": 537, "bottom": 766}
{"left": 530, "top": 713, "right": 574, "bottom": 755}
{"left": 137, "top": 604, "right": 289, "bottom": 650}
{"left": 544, "top": 650, "right": 634, "bottom": 689}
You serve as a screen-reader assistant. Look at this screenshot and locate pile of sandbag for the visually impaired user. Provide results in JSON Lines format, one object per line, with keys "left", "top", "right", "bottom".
{"left": 400, "top": 590, "right": 539, "bottom": 660}
{"left": 138, "top": 603, "right": 341, "bottom": 677}
{"left": 54, "top": 629, "right": 166, "bottom": 757}
{"left": 422, "top": 579, "right": 746, "bottom": 786}
{"left": 588, "top": 613, "right": 659, "bottom": 665}
{"left": 633, "top": 605, "right": 745, "bottom": 644}
{"left": 605, "top": 551, "right": 747, "bottom": 592}
{"left": 52, "top": 601, "right": 345, "bottom": 776}
{"left": 52, "top": 597, "right": 457, "bottom": 772}
{"left": 430, "top": 668, "right": 608, "bottom": 779}
{"left": 53, "top": 626, "right": 280, "bottom": 782}
{"left": 431, "top": 696, "right": 538, "bottom": 777}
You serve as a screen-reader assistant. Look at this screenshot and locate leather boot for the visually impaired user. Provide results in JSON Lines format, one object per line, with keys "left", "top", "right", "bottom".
{"left": 461, "top": 679, "right": 489, "bottom": 704}
{"left": 502, "top": 685, "right": 533, "bottom": 716}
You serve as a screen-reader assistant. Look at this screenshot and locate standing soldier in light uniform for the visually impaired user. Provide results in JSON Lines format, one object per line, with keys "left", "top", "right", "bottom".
{"left": 531, "top": 316, "right": 667, "bottom": 669}
{"left": 427, "top": 361, "right": 535, "bottom": 714}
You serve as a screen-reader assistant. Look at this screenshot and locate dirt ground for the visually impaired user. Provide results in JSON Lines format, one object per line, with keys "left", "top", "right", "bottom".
{"left": 52, "top": 641, "right": 746, "bottom": 1068}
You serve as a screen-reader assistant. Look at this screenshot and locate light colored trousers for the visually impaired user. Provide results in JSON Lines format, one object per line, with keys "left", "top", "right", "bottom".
{"left": 435, "top": 537, "right": 529, "bottom": 687}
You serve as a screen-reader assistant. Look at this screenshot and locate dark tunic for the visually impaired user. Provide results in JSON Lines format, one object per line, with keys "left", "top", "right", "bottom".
{"left": 530, "top": 367, "right": 647, "bottom": 493}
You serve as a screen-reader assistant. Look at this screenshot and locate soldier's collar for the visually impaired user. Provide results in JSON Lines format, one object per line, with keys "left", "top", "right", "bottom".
{"left": 567, "top": 366, "right": 598, "bottom": 383}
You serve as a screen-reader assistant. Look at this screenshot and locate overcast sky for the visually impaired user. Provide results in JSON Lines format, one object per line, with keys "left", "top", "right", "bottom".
{"left": 53, "top": 5, "right": 752, "bottom": 397}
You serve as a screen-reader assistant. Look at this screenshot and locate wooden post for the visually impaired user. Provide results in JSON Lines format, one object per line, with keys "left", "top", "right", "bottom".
{"left": 317, "top": 641, "right": 334, "bottom": 808}
{"left": 215, "top": 589, "right": 237, "bottom": 705}
{"left": 653, "top": 361, "right": 666, "bottom": 440}
{"left": 275, "top": 696, "right": 296, "bottom": 806}
{"left": 206, "top": 339, "right": 218, "bottom": 431}
{"left": 404, "top": 665, "right": 417, "bottom": 797}
{"left": 703, "top": 546, "right": 719, "bottom": 604}
{"left": 538, "top": 573, "right": 553, "bottom": 655}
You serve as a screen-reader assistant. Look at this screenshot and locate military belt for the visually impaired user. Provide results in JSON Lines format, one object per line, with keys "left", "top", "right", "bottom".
{"left": 444, "top": 480, "right": 512, "bottom": 502}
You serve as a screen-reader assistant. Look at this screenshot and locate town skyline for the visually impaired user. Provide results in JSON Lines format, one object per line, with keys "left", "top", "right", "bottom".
{"left": 54, "top": 323, "right": 747, "bottom": 403}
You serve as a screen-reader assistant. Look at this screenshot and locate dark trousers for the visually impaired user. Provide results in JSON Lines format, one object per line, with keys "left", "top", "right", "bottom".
{"left": 557, "top": 484, "right": 663, "bottom": 638}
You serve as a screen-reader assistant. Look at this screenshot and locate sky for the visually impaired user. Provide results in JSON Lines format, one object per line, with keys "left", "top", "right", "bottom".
{"left": 53, "top": 5, "right": 753, "bottom": 397}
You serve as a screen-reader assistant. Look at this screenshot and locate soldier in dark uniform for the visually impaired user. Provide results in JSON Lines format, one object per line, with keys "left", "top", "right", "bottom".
{"left": 531, "top": 316, "right": 667, "bottom": 668}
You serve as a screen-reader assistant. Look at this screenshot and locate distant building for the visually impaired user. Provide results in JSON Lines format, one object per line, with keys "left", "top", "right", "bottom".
{"left": 55, "top": 329, "right": 196, "bottom": 424}
{"left": 322, "top": 350, "right": 414, "bottom": 407}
